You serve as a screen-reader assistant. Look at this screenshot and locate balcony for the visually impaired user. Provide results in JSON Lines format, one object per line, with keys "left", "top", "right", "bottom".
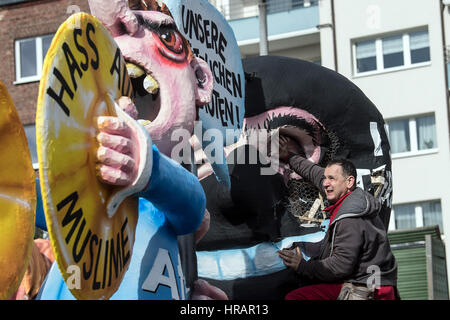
{"left": 214, "top": 0, "right": 320, "bottom": 55}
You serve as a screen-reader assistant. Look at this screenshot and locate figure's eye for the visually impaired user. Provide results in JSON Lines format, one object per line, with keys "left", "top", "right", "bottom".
{"left": 160, "top": 30, "right": 182, "bottom": 53}
{"left": 156, "top": 29, "right": 186, "bottom": 62}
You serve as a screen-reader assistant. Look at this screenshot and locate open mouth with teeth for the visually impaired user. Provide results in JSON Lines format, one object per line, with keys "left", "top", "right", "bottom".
{"left": 242, "top": 107, "right": 338, "bottom": 183}
{"left": 126, "top": 62, "right": 161, "bottom": 124}
{"left": 242, "top": 106, "right": 340, "bottom": 224}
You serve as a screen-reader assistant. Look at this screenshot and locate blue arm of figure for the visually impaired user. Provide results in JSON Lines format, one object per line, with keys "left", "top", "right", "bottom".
{"left": 35, "top": 178, "right": 48, "bottom": 232}
{"left": 34, "top": 145, "right": 205, "bottom": 236}
{"left": 138, "top": 145, "right": 206, "bottom": 236}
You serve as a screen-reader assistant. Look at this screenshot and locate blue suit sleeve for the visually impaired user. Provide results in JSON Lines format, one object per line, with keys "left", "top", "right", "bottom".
{"left": 138, "top": 145, "right": 206, "bottom": 236}
{"left": 35, "top": 178, "right": 48, "bottom": 231}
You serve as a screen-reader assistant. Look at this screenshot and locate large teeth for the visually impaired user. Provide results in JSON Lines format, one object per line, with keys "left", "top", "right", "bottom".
{"left": 143, "top": 74, "right": 159, "bottom": 95}
{"left": 126, "top": 62, "right": 160, "bottom": 95}
{"left": 138, "top": 119, "right": 152, "bottom": 126}
{"left": 126, "top": 63, "right": 145, "bottom": 78}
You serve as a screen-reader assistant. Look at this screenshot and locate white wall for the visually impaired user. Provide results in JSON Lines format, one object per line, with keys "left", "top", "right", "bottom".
{"left": 318, "top": 0, "right": 336, "bottom": 70}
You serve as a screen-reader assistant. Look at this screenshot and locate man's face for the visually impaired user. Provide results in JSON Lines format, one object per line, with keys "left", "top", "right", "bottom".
{"left": 322, "top": 164, "right": 353, "bottom": 203}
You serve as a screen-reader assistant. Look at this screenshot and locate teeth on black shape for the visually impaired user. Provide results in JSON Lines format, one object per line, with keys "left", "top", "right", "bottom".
{"left": 266, "top": 114, "right": 319, "bottom": 145}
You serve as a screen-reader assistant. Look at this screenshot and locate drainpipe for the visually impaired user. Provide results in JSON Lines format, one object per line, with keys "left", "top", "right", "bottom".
{"left": 331, "top": 0, "right": 338, "bottom": 72}
{"left": 318, "top": 0, "right": 338, "bottom": 71}
{"left": 440, "top": 1, "right": 450, "bottom": 134}
{"left": 258, "top": 0, "right": 269, "bottom": 56}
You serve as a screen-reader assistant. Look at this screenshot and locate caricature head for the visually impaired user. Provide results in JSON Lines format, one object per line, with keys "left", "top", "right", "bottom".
{"left": 88, "top": 0, "right": 214, "bottom": 156}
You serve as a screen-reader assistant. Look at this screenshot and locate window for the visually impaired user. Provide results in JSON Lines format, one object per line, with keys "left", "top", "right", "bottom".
{"left": 393, "top": 203, "right": 416, "bottom": 230}
{"left": 387, "top": 118, "right": 410, "bottom": 153}
{"left": 353, "top": 29, "right": 430, "bottom": 75}
{"left": 267, "top": 0, "right": 317, "bottom": 14}
{"left": 416, "top": 114, "right": 437, "bottom": 150}
{"left": 386, "top": 114, "right": 437, "bottom": 156}
{"left": 15, "top": 34, "right": 54, "bottom": 83}
{"left": 355, "top": 40, "right": 377, "bottom": 72}
{"left": 24, "top": 124, "right": 38, "bottom": 169}
{"left": 392, "top": 200, "right": 443, "bottom": 233}
{"left": 382, "top": 35, "right": 404, "bottom": 69}
{"left": 410, "top": 30, "right": 430, "bottom": 64}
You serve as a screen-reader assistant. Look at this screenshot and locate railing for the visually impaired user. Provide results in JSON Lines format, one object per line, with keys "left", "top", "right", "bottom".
{"left": 212, "top": 0, "right": 319, "bottom": 21}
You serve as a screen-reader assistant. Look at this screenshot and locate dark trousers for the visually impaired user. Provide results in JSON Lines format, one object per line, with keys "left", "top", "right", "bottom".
{"left": 286, "top": 283, "right": 343, "bottom": 300}
{"left": 285, "top": 283, "right": 397, "bottom": 300}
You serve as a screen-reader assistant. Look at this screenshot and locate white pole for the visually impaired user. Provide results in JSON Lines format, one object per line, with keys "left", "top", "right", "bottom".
{"left": 258, "top": 0, "right": 269, "bottom": 56}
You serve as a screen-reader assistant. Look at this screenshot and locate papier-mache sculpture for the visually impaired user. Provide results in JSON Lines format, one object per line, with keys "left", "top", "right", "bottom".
{"left": 36, "top": 0, "right": 226, "bottom": 300}
{"left": 196, "top": 56, "right": 393, "bottom": 299}
{"left": 0, "top": 82, "right": 36, "bottom": 300}
{"left": 4, "top": 0, "right": 392, "bottom": 301}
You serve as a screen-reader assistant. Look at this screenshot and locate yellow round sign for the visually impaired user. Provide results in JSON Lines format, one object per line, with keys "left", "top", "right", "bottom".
{"left": 36, "top": 13, "right": 140, "bottom": 300}
{"left": 0, "top": 81, "right": 36, "bottom": 300}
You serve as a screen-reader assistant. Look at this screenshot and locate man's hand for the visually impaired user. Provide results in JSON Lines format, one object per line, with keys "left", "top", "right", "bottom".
{"left": 191, "top": 279, "right": 228, "bottom": 300}
{"left": 96, "top": 97, "right": 140, "bottom": 186}
{"left": 279, "top": 135, "right": 303, "bottom": 161}
{"left": 278, "top": 246, "right": 303, "bottom": 270}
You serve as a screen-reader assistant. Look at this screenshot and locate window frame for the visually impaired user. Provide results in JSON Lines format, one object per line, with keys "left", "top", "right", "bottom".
{"left": 385, "top": 113, "right": 438, "bottom": 159}
{"left": 389, "top": 200, "right": 443, "bottom": 233}
{"left": 23, "top": 124, "right": 39, "bottom": 170}
{"left": 352, "top": 28, "right": 431, "bottom": 77}
{"left": 14, "top": 34, "right": 54, "bottom": 84}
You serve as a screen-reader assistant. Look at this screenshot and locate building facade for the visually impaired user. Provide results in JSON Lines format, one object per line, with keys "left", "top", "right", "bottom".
{"left": 0, "top": 0, "right": 90, "bottom": 168}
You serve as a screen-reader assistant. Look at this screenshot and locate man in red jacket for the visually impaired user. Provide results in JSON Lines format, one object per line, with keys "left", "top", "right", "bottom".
{"left": 277, "top": 136, "right": 398, "bottom": 300}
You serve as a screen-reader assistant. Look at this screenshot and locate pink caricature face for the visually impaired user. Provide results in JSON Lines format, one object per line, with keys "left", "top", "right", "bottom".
{"left": 89, "top": 0, "right": 213, "bottom": 156}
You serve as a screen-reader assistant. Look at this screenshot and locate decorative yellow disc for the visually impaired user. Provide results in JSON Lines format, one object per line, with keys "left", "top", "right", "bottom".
{"left": 0, "top": 81, "right": 36, "bottom": 300}
{"left": 36, "top": 13, "right": 138, "bottom": 300}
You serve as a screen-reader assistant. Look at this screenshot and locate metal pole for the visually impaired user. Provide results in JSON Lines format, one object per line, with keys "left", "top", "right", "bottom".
{"left": 330, "top": 0, "right": 338, "bottom": 72}
{"left": 258, "top": 0, "right": 269, "bottom": 56}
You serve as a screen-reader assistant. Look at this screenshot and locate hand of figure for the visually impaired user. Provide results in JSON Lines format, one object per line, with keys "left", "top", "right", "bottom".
{"left": 96, "top": 97, "right": 140, "bottom": 186}
{"left": 278, "top": 246, "right": 303, "bottom": 270}
{"left": 191, "top": 279, "right": 228, "bottom": 300}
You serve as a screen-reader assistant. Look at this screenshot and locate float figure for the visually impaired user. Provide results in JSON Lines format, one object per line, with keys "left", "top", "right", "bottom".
{"left": 38, "top": 0, "right": 226, "bottom": 300}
